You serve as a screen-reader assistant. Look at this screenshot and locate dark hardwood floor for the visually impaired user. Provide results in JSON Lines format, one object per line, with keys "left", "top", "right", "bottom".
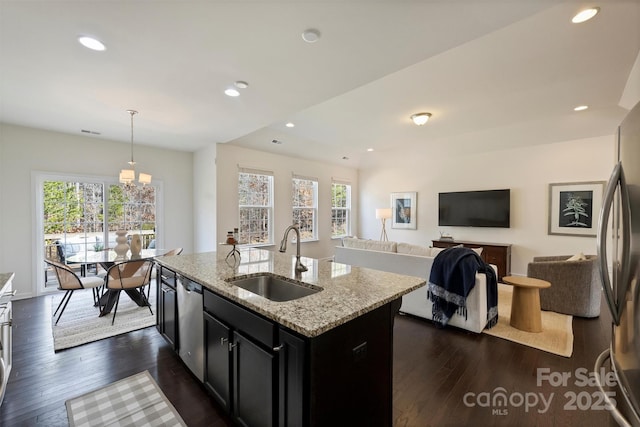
{"left": 0, "top": 286, "right": 617, "bottom": 427}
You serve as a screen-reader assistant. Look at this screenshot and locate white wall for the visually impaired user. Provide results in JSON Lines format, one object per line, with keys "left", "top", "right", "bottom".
{"left": 358, "top": 135, "right": 615, "bottom": 276}
{"left": 0, "top": 123, "right": 194, "bottom": 298}
{"left": 216, "top": 144, "right": 359, "bottom": 259}
{"left": 194, "top": 144, "right": 217, "bottom": 253}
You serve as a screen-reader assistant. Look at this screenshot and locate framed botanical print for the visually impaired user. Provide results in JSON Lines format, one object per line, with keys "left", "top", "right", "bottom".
{"left": 548, "top": 181, "right": 605, "bottom": 237}
{"left": 391, "top": 192, "right": 417, "bottom": 229}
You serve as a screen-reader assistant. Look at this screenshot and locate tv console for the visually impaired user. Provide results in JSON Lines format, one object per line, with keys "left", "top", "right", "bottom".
{"left": 431, "top": 239, "right": 511, "bottom": 281}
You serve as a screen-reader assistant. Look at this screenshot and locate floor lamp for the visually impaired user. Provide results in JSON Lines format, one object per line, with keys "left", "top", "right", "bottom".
{"left": 376, "top": 208, "right": 392, "bottom": 241}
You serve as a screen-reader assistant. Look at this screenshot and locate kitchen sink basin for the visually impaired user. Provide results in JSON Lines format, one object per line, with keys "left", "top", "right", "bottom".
{"left": 226, "top": 273, "right": 322, "bottom": 302}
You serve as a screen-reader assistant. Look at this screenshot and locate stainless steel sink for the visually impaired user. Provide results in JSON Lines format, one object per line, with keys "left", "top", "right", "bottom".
{"left": 226, "top": 273, "right": 322, "bottom": 302}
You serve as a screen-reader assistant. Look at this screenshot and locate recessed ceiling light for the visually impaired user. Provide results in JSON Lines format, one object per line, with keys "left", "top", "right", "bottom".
{"left": 302, "top": 29, "right": 321, "bottom": 43}
{"left": 572, "top": 7, "right": 599, "bottom": 23}
{"left": 234, "top": 81, "right": 249, "bottom": 89}
{"left": 78, "top": 36, "right": 106, "bottom": 51}
{"left": 367, "top": 148, "right": 374, "bottom": 152}
{"left": 285, "top": 122, "right": 295, "bottom": 128}
{"left": 410, "top": 112, "right": 432, "bottom": 126}
{"left": 574, "top": 105, "right": 589, "bottom": 111}
{"left": 224, "top": 88, "right": 240, "bottom": 97}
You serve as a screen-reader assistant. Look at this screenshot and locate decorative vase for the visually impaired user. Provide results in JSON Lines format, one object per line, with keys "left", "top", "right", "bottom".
{"left": 114, "top": 230, "right": 130, "bottom": 259}
{"left": 130, "top": 234, "right": 142, "bottom": 257}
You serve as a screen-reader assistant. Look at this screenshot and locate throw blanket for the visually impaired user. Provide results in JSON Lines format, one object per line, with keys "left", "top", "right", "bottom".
{"left": 427, "top": 247, "right": 498, "bottom": 329}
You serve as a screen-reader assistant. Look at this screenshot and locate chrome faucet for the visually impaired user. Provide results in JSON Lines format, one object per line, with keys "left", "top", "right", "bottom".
{"left": 279, "top": 224, "right": 308, "bottom": 273}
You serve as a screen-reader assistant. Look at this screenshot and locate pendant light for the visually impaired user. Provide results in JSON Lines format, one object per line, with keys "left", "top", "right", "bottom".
{"left": 119, "top": 110, "right": 151, "bottom": 186}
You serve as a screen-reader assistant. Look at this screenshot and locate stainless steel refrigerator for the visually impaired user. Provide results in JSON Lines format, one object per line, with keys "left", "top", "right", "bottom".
{"left": 595, "top": 99, "right": 640, "bottom": 426}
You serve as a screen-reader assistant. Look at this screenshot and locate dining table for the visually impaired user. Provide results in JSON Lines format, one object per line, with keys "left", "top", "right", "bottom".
{"left": 66, "top": 249, "right": 167, "bottom": 315}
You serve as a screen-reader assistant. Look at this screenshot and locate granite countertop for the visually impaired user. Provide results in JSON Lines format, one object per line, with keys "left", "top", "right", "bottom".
{"left": 0, "top": 273, "right": 14, "bottom": 293}
{"left": 155, "top": 248, "right": 425, "bottom": 337}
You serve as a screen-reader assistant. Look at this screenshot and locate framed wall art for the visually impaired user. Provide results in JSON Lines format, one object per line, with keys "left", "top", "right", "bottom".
{"left": 548, "top": 181, "right": 605, "bottom": 237}
{"left": 391, "top": 192, "right": 417, "bottom": 229}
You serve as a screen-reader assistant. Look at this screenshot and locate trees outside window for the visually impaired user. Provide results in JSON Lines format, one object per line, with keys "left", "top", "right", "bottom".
{"left": 331, "top": 182, "right": 351, "bottom": 238}
{"left": 238, "top": 171, "right": 274, "bottom": 245}
{"left": 292, "top": 177, "right": 318, "bottom": 241}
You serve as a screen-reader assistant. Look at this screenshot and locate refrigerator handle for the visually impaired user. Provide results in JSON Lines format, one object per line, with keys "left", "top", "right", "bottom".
{"left": 618, "top": 164, "right": 632, "bottom": 314}
{"left": 597, "top": 162, "right": 631, "bottom": 326}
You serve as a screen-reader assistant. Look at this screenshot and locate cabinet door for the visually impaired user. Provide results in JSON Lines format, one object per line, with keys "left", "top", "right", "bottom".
{"left": 278, "top": 329, "right": 305, "bottom": 427}
{"left": 233, "top": 331, "right": 276, "bottom": 427}
{"left": 160, "top": 284, "right": 177, "bottom": 348}
{"left": 204, "top": 311, "right": 232, "bottom": 411}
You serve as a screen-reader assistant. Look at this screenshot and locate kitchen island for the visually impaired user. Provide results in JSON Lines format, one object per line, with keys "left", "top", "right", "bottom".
{"left": 155, "top": 248, "right": 425, "bottom": 427}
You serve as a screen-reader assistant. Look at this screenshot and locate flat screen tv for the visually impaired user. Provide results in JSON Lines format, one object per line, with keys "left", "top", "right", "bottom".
{"left": 438, "top": 189, "right": 510, "bottom": 228}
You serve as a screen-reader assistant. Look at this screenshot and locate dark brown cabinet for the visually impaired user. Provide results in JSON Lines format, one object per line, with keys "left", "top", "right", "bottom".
{"left": 203, "top": 289, "right": 300, "bottom": 427}
{"left": 156, "top": 265, "right": 178, "bottom": 349}
{"left": 155, "top": 273, "right": 404, "bottom": 427}
{"left": 201, "top": 288, "right": 400, "bottom": 427}
{"left": 432, "top": 239, "right": 512, "bottom": 280}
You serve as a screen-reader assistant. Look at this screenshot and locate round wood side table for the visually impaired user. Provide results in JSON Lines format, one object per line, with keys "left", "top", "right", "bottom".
{"left": 502, "top": 276, "right": 551, "bottom": 333}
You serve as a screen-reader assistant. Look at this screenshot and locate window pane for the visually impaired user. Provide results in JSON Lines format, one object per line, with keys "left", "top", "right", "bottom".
{"left": 292, "top": 178, "right": 317, "bottom": 240}
{"left": 43, "top": 180, "right": 106, "bottom": 263}
{"left": 293, "top": 208, "right": 315, "bottom": 240}
{"left": 239, "top": 172, "right": 273, "bottom": 245}
{"left": 107, "top": 184, "right": 157, "bottom": 247}
{"left": 331, "top": 183, "right": 351, "bottom": 237}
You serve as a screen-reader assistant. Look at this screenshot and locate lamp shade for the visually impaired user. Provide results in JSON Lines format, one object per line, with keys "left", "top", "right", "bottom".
{"left": 138, "top": 173, "right": 152, "bottom": 185}
{"left": 119, "top": 169, "right": 135, "bottom": 183}
{"left": 376, "top": 208, "right": 392, "bottom": 220}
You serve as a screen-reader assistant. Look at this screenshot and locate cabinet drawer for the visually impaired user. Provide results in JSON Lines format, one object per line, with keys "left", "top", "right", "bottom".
{"left": 159, "top": 266, "right": 177, "bottom": 289}
{"left": 484, "top": 253, "right": 502, "bottom": 263}
{"left": 204, "top": 289, "right": 276, "bottom": 348}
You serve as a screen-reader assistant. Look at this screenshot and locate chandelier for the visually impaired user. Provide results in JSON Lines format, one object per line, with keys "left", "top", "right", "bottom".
{"left": 119, "top": 109, "right": 151, "bottom": 186}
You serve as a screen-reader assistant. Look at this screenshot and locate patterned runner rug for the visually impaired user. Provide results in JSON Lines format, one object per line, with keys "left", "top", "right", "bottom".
{"left": 482, "top": 283, "right": 574, "bottom": 357}
{"left": 51, "top": 285, "right": 156, "bottom": 351}
{"left": 66, "top": 371, "right": 186, "bottom": 427}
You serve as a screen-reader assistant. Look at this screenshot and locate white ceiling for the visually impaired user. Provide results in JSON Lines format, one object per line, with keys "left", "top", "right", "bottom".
{"left": 1, "top": 1, "right": 639, "bottom": 168}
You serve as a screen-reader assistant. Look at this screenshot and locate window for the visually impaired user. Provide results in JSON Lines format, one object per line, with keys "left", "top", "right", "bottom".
{"left": 238, "top": 170, "right": 274, "bottom": 245}
{"left": 331, "top": 182, "right": 351, "bottom": 238}
{"left": 43, "top": 181, "right": 105, "bottom": 262}
{"left": 292, "top": 176, "right": 318, "bottom": 241}
{"left": 107, "top": 185, "right": 156, "bottom": 233}
{"left": 107, "top": 184, "right": 157, "bottom": 248}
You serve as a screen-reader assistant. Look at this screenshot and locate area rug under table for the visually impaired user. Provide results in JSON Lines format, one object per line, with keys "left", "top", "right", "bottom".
{"left": 482, "top": 284, "right": 574, "bottom": 358}
{"left": 66, "top": 370, "right": 187, "bottom": 427}
{"left": 51, "top": 288, "right": 156, "bottom": 351}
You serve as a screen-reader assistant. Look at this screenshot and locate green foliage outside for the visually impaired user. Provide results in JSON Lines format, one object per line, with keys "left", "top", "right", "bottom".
{"left": 43, "top": 180, "right": 156, "bottom": 243}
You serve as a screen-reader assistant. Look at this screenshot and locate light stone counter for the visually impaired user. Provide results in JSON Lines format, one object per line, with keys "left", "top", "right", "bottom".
{"left": 0, "top": 273, "right": 14, "bottom": 294}
{"left": 155, "top": 248, "right": 425, "bottom": 337}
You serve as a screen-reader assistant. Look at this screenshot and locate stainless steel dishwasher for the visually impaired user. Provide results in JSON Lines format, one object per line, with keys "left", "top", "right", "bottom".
{"left": 177, "top": 276, "right": 204, "bottom": 381}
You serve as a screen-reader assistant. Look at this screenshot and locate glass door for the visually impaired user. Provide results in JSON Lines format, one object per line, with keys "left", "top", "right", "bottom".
{"left": 36, "top": 173, "right": 159, "bottom": 295}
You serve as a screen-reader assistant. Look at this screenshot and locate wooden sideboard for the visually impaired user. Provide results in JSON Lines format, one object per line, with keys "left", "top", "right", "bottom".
{"left": 431, "top": 239, "right": 511, "bottom": 281}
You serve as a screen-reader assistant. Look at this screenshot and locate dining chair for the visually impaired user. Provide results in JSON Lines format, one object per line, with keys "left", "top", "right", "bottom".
{"left": 163, "top": 248, "right": 183, "bottom": 257}
{"left": 102, "top": 259, "right": 154, "bottom": 325}
{"left": 45, "top": 259, "right": 105, "bottom": 325}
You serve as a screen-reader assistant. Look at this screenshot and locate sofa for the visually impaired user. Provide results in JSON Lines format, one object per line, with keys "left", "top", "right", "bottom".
{"left": 527, "top": 254, "right": 601, "bottom": 317}
{"left": 334, "top": 237, "right": 497, "bottom": 333}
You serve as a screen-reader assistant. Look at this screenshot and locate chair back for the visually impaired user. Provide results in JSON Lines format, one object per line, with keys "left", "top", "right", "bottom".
{"left": 164, "top": 248, "right": 183, "bottom": 257}
{"left": 45, "top": 259, "right": 84, "bottom": 290}
{"left": 105, "top": 259, "right": 154, "bottom": 290}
